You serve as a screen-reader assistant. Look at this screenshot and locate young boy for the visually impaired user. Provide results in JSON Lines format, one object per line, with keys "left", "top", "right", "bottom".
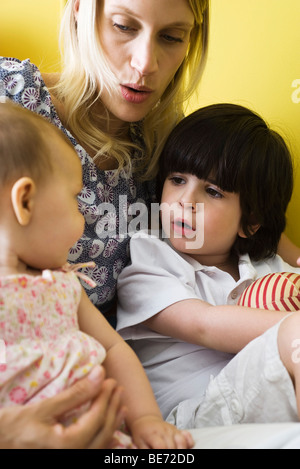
{"left": 117, "top": 103, "right": 300, "bottom": 428}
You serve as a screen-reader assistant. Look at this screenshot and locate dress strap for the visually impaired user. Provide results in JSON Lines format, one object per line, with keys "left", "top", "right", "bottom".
{"left": 61, "top": 262, "right": 97, "bottom": 288}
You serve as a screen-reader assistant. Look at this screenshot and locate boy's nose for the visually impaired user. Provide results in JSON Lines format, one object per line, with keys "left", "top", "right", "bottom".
{"left": 179, "top": 198, "right": 197, "bottom": 212}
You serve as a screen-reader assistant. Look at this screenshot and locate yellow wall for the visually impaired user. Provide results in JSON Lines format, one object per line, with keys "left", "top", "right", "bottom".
{"left": 189, "top": 0, "right": 300, "bottom": 245}
{"left": 1, "top": 0, "right": 300, "bottom": 243}
{"left": 0, "top": 0, "right": 64, "bottom": 72}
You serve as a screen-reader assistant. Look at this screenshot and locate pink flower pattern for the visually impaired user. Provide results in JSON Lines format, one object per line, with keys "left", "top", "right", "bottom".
{"left": 17, "top": 309, "right": 26, "bottom": 324}
{"left": 9, "top": 386, "right": 27, "bottom": 404}
{"left": 0, "top": 270, "right": 106, "bottom": 411}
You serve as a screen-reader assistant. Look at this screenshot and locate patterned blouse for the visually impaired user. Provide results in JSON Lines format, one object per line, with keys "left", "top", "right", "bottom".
{"left": 0, "top": 57, "right": 156, "bottom": 316}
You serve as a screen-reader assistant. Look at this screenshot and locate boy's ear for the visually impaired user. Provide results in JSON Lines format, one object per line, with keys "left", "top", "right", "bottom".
{"left": 238, "top": 223, "right": 261, "bottom": 239}
{"left": 11, "top": 177, "right": 36, "bottom": 226}
{"left": 238, "top": 212, "right": 261, "bottom": 239}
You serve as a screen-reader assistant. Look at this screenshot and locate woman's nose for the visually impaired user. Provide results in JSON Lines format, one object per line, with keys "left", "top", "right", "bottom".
{"left": 131, "top": 36, "right": 159, "bottom": 76}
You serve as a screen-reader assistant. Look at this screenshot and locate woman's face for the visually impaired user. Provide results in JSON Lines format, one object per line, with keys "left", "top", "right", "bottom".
{"left": 97, "top": 0, "right": 194, "bottom": 124}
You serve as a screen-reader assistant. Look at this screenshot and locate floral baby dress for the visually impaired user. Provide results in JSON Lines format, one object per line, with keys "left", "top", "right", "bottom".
{"left": 0, "top": 268, "right": 105, "bottom": 406}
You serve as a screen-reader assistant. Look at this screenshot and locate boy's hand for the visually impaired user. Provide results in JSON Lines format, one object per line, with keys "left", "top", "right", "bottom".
{"left": 130, "top": 415, "right": 194, "bottom": 449}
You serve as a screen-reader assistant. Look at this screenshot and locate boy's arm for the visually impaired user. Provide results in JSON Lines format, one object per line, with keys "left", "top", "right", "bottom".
{"left": 77, "top": 288, "right": 193, "bottom": 449}
{"left": 144, "top": 299, "right": 288, "bottom": 354}
{"left": 278, "top": 233, "right": 300, "bottom": 267}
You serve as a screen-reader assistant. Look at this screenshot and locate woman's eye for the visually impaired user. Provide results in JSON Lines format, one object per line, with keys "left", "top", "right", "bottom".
{"left": 161, "top": 34, "right": 184, "bottom": 44}
{"left": 113, "top": 23, "right": 134, "bottom": 33}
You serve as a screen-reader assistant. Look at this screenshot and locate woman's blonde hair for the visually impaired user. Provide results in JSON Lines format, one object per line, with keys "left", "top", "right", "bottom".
{"left": 56, "top": 0, "right": 209, "bottom": 180}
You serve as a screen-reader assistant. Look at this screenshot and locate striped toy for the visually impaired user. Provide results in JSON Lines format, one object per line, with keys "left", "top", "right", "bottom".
{"left": 238, "top": 272, "right": 300, "bottom": 311}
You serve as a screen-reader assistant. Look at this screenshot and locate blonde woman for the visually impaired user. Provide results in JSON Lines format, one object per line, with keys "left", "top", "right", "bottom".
{"left": 0, "top": 0, "right": 208, "bottom": 448}
{"left": 0, "top": 0, "right": 209, "bottom": 324}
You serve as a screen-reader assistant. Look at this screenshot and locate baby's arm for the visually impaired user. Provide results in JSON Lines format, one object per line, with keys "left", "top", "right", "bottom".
{"left": 144, "top": 299, "right": 289, "bottom": 354}
{"left": 278, "top": 233, "right": 300, "bottom": 267}
{"left": 77, "top": 288, "right": 193, "bottom": 449}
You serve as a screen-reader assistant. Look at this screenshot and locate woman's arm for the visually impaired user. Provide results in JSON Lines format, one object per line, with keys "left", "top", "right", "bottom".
{"left": 278, "top": 233, "right": 300, "bottom": 267}
{"left": 0, "top": 366, "right": 125, "bottom": 449}
{"left": 144, "top": 299, "right": 288, "bottom": 354}
{"left": 77, "top": 288, "right": 193, "bottom": 449}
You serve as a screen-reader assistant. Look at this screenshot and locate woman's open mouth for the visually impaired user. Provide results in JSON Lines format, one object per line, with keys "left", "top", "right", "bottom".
{"left": 120, "top": 84, "right": 153, "bottom": 104}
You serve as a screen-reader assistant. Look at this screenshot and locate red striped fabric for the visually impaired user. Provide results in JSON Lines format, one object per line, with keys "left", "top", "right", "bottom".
{"left": 238, "top": 272, "right": 300, "bottom": 311}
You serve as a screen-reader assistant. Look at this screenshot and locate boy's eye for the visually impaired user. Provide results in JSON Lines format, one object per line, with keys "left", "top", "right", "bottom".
{"left": 169, "top": 176, "right": 185, "bottom": 185}
{"left": 206, "top": 187, "right": 223, "bottom": 198}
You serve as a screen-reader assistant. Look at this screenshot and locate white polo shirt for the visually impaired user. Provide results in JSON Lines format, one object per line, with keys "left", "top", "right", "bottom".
{"left": 117, "top": 231, "right": 300, "bottom": 418}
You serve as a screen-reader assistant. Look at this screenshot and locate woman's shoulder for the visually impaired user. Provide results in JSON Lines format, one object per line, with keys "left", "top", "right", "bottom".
{"left": 0, "top": 57, "right": 40, "bottom": 88}
{"left": 0, "top": 56, "right": 35, "bottom": 70}
{"left": 0, "top": 57, "right": 65, "bottom": 130}
{"left": 0, "top": 57, "right": 51, "bottom": 112}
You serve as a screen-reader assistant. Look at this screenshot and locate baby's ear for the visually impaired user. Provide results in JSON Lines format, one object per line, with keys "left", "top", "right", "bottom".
{"left": 11, "top": 177, "right": 36, "bottom": 226}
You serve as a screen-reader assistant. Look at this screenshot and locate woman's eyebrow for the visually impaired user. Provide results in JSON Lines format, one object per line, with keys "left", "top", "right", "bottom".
{"left": 109, "top": 6, "right": 194, "bottom": 29}
{"left": 164, "top": 22, "right": 195, "bottom": 30}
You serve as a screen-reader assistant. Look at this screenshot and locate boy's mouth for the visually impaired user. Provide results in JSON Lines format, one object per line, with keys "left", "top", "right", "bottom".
{"left": 172, "top": 218, "right": 195, "bottom": 237}
{"left": 175, "top": 219, "right": 193, "bottom": 229}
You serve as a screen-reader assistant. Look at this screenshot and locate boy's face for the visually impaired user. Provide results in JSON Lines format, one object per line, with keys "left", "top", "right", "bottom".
{"left": 160, "top": 172, "right": 245, "bottom": 266}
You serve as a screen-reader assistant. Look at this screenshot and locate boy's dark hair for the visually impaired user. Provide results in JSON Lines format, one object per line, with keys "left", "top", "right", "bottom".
{"left": 158, "top": 103, "right": 294, "bottom": 261}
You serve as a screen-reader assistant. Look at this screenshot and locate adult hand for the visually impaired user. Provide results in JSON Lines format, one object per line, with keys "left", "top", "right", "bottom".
{"left": 0, "top": 365, "right": 126, "bottom": 449}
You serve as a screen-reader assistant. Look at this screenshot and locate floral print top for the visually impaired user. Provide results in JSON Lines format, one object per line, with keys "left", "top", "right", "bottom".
{"left": 0, "top": 57, "right": 156, "bottom": 316}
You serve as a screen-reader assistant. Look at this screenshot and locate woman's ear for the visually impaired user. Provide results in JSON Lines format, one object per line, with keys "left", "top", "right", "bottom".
{"left": 11, "top": 177, "right": 36, "bottom": 226}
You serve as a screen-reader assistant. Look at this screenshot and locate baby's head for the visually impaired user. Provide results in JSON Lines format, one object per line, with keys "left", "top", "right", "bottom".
{"left": 0, "top": 101, "right": 84, "bottom": 271}
{"left": 159, "top": 103, "right": 293, "bottom": 261}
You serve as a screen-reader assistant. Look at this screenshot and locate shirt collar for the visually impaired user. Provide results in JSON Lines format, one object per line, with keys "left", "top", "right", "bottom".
{"left": 163, "top": 238, "right": 258, "bottom": 283}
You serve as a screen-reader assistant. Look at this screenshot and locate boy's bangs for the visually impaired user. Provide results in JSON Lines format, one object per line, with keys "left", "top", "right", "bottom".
{"left": 165, "top": 141, "right": 240, "bottom": 193}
